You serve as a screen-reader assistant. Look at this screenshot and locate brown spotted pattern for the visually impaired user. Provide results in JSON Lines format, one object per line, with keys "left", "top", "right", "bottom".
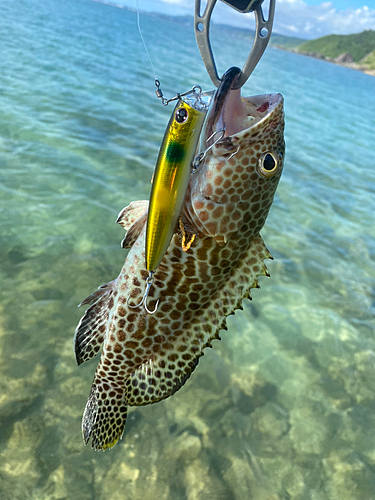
{"left": 75, "top": 93, "right": 285, "bottom": 450}
{"left": 185, "top": 93, "right": 284, "bottom": 244}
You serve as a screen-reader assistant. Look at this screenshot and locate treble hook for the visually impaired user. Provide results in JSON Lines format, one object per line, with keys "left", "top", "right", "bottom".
{"left": 192, "top": 128, "right": 225, "bottom": 173}
{"left": 127, "top": 271, "right": 160, "bottom": 314}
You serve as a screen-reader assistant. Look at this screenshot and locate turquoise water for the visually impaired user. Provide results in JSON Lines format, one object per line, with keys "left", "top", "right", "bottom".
{"left": 1, "top": 0, "right": 375, "bottom": 498}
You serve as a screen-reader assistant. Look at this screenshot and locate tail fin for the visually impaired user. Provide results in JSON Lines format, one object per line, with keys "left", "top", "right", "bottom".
{"left": 82, "top": 383, "right": 128, "bottom": 451}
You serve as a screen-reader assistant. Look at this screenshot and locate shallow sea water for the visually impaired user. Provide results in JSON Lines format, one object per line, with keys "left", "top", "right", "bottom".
{"left": 1, "top": 0, "right": 375, "bottom": 498}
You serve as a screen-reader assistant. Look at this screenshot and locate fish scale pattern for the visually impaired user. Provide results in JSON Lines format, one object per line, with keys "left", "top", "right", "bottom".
{"left": 185, "top": 94, "right": 284, "bottom": 244}
{"left": 75, "top": 93, "right": 285, "bottom": 450}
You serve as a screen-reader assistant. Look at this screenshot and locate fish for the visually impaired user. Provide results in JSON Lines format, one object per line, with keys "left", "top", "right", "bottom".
{"left": 74, "top": 66, "right": 285, "bottom": 450}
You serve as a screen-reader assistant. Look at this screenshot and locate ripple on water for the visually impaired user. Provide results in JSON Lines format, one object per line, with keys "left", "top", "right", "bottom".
{"left": 0, "top": 0, "right": 375, "bottom": 498}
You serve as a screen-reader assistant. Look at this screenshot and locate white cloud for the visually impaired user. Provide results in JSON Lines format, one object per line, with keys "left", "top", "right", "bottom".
{"left": 274, "top": 0, "right": 375, "bottom": 38}
{"left": 153, "top": 0, "right": 375, "bottom": 38}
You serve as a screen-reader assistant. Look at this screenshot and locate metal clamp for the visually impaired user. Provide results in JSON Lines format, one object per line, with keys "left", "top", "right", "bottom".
{"left": 194, "top": 0, "right": 276, "bottom": 89}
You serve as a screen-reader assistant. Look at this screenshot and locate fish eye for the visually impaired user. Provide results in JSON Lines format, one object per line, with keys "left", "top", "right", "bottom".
{"left": 175, "top": 107, "right": 188, "bottom": 124}
{"left": 258, "top": 152, "right": 279, "bottom": 177}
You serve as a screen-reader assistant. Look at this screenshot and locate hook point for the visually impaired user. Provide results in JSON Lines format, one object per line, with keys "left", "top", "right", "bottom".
{"left": 126, "top": 271, "right": 159, "bottom": 314}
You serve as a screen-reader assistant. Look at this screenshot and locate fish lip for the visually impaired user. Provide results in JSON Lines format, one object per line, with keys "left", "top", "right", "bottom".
{"left": 210, "top": 66, "right": 242, "bottom": 126}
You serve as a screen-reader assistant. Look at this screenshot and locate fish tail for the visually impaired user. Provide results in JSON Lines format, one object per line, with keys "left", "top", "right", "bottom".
{"left": 82, "top": 382, "right": 128, "bottom": 451}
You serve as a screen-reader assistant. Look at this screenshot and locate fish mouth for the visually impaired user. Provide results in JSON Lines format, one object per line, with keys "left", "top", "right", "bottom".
{"left": 210, "top": 67, "right": 242, "bottom": 131}
{"left": 202, "top": 66, "right": 283, "bottom": 147}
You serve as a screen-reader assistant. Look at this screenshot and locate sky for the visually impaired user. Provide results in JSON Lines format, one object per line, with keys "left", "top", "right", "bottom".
{"left": 109, "top": 0, "right": 375, "bottom": 39}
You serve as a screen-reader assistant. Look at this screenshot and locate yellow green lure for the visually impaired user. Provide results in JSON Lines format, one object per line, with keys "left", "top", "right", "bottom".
{"left": 129, "top": 90, "right": 212, "bottom": 313}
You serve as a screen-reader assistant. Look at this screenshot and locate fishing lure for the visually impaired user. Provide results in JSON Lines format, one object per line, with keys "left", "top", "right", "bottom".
{"left": 127, "top": 88, "right": 213, "bottom": 313}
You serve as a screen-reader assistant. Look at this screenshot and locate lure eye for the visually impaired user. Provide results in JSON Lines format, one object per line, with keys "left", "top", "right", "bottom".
{"left": 175, "top": 107, "right": 188, "bottom": 124}
{"left": 258, "top": 152, "right": 279, "bottom": 177}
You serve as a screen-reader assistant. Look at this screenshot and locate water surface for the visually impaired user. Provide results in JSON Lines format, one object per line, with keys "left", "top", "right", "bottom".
{"left": 1, "top": 0, "right": 375, "bottom": 499}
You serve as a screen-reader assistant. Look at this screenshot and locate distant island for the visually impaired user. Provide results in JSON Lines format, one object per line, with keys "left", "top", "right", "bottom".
{"left": 286, "top": 30, "right": 375, "bottom": 76}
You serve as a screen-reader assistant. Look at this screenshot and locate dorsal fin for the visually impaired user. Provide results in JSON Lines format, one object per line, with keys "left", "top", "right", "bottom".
{"left": 74, "top": 280, "right": 115, "bottom": 366}
{"left": 116, "top": 200, "right": 148, "bottom": 249}
{"left": 207, "top": 234, "right": 272, "bottom": 320}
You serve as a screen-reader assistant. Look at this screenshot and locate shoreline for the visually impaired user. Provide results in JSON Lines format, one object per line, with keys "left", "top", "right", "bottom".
{"left": 276, "top": 46, "right": 375, "bottom": 77}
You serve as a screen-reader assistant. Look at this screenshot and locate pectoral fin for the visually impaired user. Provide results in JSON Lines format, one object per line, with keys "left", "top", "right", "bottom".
{"left": 116, "top": 200, "right": 148, "bottom": 230}
{"left": 121, "top": 212, "right": 147, "bottom": 249}
{"left": 116, "top": 200, "right": 148, "bottom": 249}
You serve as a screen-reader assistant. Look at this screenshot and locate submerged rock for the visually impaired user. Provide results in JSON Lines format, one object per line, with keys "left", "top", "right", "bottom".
{"left": 290, "top": 404, "right": 330, "bottom": 456}
{"left": 323, "top": 452, "right": 375, "bottom": 499}
{"left": 0, "top": 363, "right": 47, "bottom": 419}
{"left": 184, "top": 457, "right": 231, "bottom": 500}
{"left": 164, "top": 431, "right": 202, "bottom": 464}
{"left": 0, "top": 416, "right": 44, "bottom": 500}
{"left": 100, "top": 461, "right": 141, "bottom": 500}
{"left": 37, "top": 465, "right": 68, "bottom": 500}
{"left": 253, "top": 402, "right": 289, "bottom": 440}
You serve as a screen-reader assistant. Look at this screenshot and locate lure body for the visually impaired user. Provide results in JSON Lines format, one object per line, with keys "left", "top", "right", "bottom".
{"left": 145, "top": 97, "right": 207, "bottom": 272}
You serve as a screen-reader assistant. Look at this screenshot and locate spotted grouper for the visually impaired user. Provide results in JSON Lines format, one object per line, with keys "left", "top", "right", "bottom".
{"left": 74, "top": 67, "right": 285, "bottom": 450}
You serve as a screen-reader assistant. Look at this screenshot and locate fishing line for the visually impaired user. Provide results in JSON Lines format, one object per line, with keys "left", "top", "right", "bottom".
{"left": 135, "top": 1, "right": 206, "bottom": 106}
{"left": 135, "top": 0, "right": 158, "bottom": 81}
{"left": 135, "top": 0, "right": 183, "bottom": 105}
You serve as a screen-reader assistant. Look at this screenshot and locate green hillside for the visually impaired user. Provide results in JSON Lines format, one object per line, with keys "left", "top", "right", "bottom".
{"left": 296, "top": 30, "right": 375, "bottom": 63}
{"left": 270, "top": 33, "right": 305, "bottom": 49}
{"left": 361, "top": 49, "right": 375, "bottom": 68}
